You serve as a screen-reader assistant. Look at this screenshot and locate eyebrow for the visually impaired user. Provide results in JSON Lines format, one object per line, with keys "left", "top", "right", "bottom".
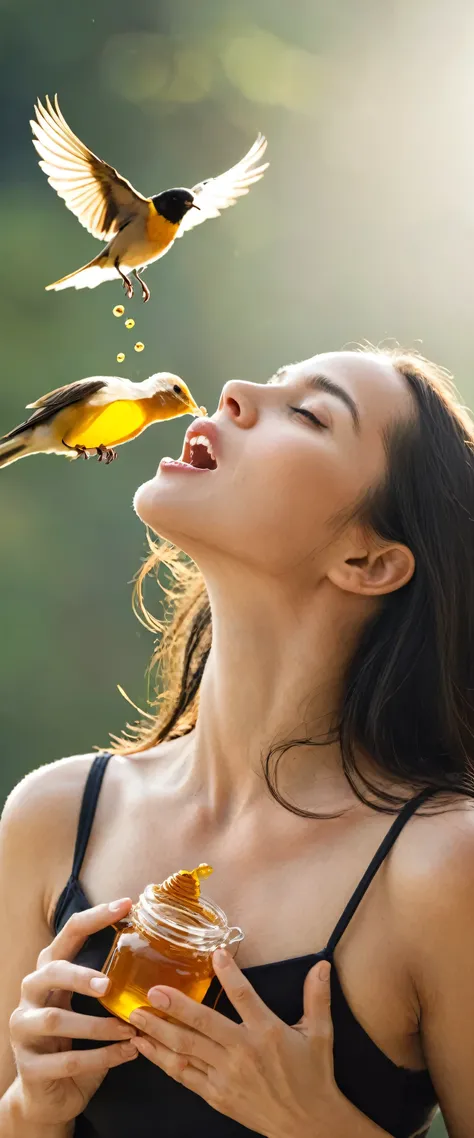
{"left": 272, "top": 368, "right": 361, "bottom": 433}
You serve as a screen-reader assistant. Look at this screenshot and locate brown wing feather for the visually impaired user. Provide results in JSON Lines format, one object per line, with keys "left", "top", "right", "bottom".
{"left": 30, "top": 95, "right": 149, "bottom": 240}
{"left": 26, "top": 378, "right": 107, "bottom": 409}
{"left": 1, "top": 380, "right": 107, "bottom": 443}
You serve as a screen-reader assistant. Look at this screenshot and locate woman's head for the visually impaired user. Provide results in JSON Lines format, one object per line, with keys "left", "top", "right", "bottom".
{"left": 134, "top": 350, "right": 416, "bottom": 592}
{"left": 123, "top": 347, "right": 474, "bottom": 810}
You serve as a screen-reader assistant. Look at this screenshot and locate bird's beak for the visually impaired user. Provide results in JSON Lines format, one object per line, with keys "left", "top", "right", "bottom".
{"left": 188, "top": 399, "right": 206, "bottom": 417}
{"left": 191, "top": 202, "right": 200, "bottom": 210}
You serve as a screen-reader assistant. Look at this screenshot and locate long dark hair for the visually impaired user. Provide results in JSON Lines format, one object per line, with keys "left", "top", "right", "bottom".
{"left": 110, "top": 348, "right": 474, "bottom": 814}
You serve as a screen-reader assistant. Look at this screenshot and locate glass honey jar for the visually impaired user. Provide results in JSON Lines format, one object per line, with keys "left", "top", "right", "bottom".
{"left": 99, "top": 864, "right": 244, "bottom": 1024}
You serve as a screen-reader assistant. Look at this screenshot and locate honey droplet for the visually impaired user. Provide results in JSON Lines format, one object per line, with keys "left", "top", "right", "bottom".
{"left": 113, "top": 305, "right": 125, "bottom": 317}
{"left": 134, "top": 341, "right": 145, "bottom": 352}
{"left": 125, "top": 318, "right": 135, "bottom": 329}
{"left": 116, "top": 352, "right": 125, "bottom": 363}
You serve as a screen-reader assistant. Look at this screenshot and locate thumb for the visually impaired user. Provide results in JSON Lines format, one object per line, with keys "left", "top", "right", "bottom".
{"left": 303, "top": 959, "right": 333, "bottom": 1044}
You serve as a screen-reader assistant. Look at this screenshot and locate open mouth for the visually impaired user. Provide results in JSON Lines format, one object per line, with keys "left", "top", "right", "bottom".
{"left": 182, "top": 433, "right": 217, "bottom": 470}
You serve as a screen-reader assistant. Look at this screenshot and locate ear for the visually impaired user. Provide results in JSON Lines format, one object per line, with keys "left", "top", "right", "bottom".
{"left": 327, "top": 541, "right": 415, "bottom": 597}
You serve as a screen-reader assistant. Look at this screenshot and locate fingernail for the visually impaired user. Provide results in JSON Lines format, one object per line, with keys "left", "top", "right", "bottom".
{"left": 318, "top": 961, "right": 331, "bottom": 982}
{"left": 130, "top": 1011, "right": 147, "bottom": 1027}
{"left": 90, "top": 976, "right": 109, "bottom": 993}
{"left": 214, "top": 949, "right": 230, "bottom": 967}
{"left": 109, "top": 898, "right": 131, "bottom": 912}
{"left": 148, "top": 988, "right": 171, "bottom": 1009}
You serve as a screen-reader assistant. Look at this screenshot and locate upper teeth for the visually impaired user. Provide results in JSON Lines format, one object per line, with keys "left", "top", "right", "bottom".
{"left": 188, "top": 434, "right": 216, "bottom": 460}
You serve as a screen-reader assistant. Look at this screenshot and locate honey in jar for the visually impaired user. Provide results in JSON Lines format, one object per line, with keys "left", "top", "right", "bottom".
{"left": 99, "top": 864, "right": 244, "bottom": 1024}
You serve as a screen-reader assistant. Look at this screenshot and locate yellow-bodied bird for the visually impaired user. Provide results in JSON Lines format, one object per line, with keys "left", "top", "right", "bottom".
{"left": 31, "top": 96, "right": 269, "bottom": 302}
{"left": 0, "top": 373, "right": 204, "bottom": 468}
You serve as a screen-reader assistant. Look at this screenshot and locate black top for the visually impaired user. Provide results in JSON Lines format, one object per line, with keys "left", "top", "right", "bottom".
{"left": 53, "top": 754, "right": 438, "bottom": 1138}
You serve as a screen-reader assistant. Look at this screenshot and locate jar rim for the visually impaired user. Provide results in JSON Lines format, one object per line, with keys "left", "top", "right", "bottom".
{"left": 135, "top": 888, "right": 231, "bottom": 950}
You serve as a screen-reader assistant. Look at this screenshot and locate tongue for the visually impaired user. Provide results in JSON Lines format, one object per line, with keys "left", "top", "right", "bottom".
{"left": 190, "top": 443, "right": 216, "bottom": 470}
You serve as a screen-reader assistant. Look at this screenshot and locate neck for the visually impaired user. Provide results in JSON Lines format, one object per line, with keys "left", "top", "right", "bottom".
{"left": 178, "top": 563, "right": 372, "bottom": 826}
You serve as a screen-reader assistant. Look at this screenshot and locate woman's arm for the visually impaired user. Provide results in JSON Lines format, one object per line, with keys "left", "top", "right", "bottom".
{"left": 0, "top": 757, "right": 92, "bottom": 1137}
{"left": 308, "top": 1098, "right": 393, "bottom": 1138}
{"left": 399, "top": 804, "right": 474, "bottom": 1138}
{"left": 0, "top": 1081, "right": 72, "bottom": 1137}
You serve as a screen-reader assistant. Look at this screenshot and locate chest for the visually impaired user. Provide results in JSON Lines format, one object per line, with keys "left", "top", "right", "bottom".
{"left": 76, "top": 790, "right": 392, "bottom": 964}
{"left": 145, "top": 206, "right": 180, "bottom": 253}
{"left": 60, "top": 399, "right": 149, "bottom": 449}
{"left": 58, "top": 782, "right": 423, "bottom": 1070}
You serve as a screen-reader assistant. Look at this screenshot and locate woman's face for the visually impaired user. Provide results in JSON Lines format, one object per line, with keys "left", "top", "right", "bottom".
{"left": 134, "top": 351, "right": 414, "bottom": 577}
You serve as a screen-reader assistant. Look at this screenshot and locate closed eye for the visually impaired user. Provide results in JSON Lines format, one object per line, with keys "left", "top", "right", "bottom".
{"left": 289, "top": 406, "right": 327, "bottom": 429}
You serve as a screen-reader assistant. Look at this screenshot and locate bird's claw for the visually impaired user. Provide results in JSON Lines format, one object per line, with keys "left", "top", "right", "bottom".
{"left": 132, "top": 269, "right": 150, "bottom": 302}
{"left": 96, "top": 444, "right": 117, "bottom": 464}
{"left": 62, "top": 440, "right": 90, "bottom": 460}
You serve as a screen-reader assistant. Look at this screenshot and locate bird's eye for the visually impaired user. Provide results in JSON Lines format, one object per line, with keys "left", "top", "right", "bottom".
{"left": 173, "top": 384, "right": 183, "bottom": 395}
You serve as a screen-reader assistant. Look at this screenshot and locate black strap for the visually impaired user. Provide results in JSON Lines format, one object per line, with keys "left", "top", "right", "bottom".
{"left": 325, "top": 787, "right": 437, "bottom": 957}
{"left": 71, "top": 752, "right": 112, "bottom": 880}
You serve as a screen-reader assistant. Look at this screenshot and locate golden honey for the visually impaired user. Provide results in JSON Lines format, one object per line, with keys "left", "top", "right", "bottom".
{"left": 113, "top": 305, "right": 125, "bottom": 317}
{"left": 125, "top": 319, "right": 135, "bottom": 329}
{"left": 99, "top": 865, "right": 244, "bottom": 1024}
{"left": 116, "top": 353, "right": 125, "bottom": 363}
{"left": 134, "top": 341, "right": 145, "bottom": 352}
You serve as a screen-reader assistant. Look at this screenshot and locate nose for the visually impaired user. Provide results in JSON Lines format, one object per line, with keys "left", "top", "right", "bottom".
{"left": 219, "top": 380, "right": 259, "bottom": 428}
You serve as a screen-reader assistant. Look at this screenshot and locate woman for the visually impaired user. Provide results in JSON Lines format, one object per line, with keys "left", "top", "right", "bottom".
{"left": 0, "top": 347, "right": 473, "bottom": 1138}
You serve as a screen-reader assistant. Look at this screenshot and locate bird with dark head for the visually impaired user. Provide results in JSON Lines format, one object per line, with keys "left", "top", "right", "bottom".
{"left": 31, "top": 96, "right": 268, "bottom": 301}
{"left": 151, "top": 189, "right": 199, "bottom": 225}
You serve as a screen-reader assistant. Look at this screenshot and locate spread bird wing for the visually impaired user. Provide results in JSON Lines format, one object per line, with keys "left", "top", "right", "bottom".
{"left": 31, "top": 95, "right": 149, "bottom": 240}
{"left": 175, "top": 133, "right": 268, "bottom": 237}
{"left": 1, "top": 379, "right": 108, "bottom": 443}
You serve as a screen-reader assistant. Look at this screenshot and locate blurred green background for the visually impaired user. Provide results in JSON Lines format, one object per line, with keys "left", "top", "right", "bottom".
{"left": 3, "top": 2, "right": 474, "bottom": 1130}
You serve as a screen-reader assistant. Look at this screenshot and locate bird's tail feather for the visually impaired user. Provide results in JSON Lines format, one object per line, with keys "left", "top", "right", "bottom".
{"left": 0, "top": 437, "right": 34, "bottom": 468}
{"left": 46, "top": 255, "right": 119, "bottom": 292}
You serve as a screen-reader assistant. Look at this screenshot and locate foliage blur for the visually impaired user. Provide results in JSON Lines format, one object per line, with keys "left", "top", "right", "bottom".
{"left": 2, "top": 3, "right": 474, "bottom": 1127}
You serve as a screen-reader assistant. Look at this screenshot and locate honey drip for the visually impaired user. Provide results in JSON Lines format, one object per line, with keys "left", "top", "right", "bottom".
{"left": 99, "top": 864, "right": 218, "bottom": 1024}
{"left": 153, "top": 862, "right": 213, "bottom": 910}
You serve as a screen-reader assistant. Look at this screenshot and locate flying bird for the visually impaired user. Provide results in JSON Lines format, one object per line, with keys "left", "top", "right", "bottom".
{"left": 31, "top": 96, "right": 269, "bottom": 302}
{"left": 0, "top": 373, "right": 204, "bottom": 469}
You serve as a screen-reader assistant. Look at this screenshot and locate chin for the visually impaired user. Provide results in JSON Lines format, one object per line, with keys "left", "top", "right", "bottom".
{"left": 132, "top": 473, "right": 211, "bottom": 555}
{"left": 133, "top": 466, "right": 292, "bottom": 572}
{"left": 133, "top": 475, "right": 178, "bottom": 541}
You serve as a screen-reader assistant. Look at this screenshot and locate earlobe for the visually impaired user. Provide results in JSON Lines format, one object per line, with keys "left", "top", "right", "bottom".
{"left": 328, "top": 544, "right": 415, "bottom": 597}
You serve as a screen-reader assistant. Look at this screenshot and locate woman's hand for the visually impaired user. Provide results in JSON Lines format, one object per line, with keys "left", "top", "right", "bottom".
{"left": 9, "top": 898, "right": 138, "bottom": 1127}
{"left": 128, "top": 951, "right": 347, "bottom": 1138}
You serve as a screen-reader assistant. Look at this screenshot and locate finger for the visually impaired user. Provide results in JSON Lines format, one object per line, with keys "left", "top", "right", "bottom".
{"left": 134, "top": 1033, "right": 211, "bottom": 1098}
{"left": 203, "top": 948, "right": 278, "bottom": 1030}
{"left": 129, "top": 1007, "right": 222, "bottom": 1067}
{"left": 11, "top": 1005, "right": 136, "bottom": 1045}
{"left": 144, "top": 980, "right": 239, "bottom": 1048}
{"left": 44, "top": 899, "right": 132, "bottom": 964}
{"left": 21, "top": 960, "right": 115, "bottom": 1007}
{"left": 19, "top": 1040, "right": 138, "bottom": 1083}
{"left": 304, "top": 960, "right": 334, "bottom": 1045}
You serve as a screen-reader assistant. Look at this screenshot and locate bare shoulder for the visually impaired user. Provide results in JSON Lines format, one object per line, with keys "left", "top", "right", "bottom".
{"left": 2, "top": 735, "right": 188, "bottom": 837}
{"left": 389, "top": 795, "right": 474, "bottom": 939}
{"left": 0, "top": 752, "right": 107, "bottom": 888}
{"left": 2, "top": 751, "right": 98, "bottom": 833}
{"left": 0, "top": 754, "right": 98, "bottom": 931}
